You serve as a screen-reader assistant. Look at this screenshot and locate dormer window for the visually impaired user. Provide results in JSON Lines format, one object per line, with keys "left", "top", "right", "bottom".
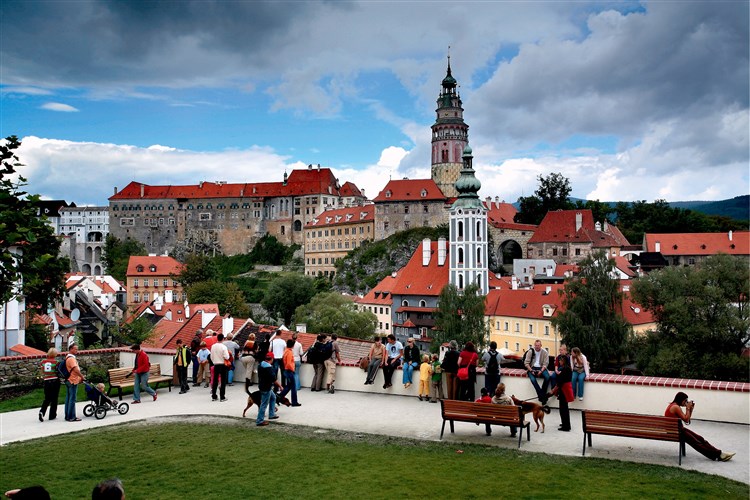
{"left": 136, "top": 265, "right": 144, "bottom": 272}
{"left": 420, "top": 189, "right": 427, "bottom": 198}
{"left": 149, "top": 265, "right": 156, "bottom": 272}
{"left": 385, "top": 190, "right": 392, "bottom": 198}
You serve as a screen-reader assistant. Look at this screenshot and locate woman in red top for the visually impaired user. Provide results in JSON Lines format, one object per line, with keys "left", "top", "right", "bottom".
{"left": 457, "top": 341, "right": 478, "bottom": 401}
{"left": 665, "top": 392, "right": 734, "bottom": 462}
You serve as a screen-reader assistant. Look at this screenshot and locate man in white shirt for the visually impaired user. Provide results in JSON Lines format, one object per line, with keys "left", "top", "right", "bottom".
{"left": 210, "top": 333, "right": 230, "bottom": 402}
{"left": 292, "top": 332, "right": 304, "bottom": 390}
{"left": 382, "top": 334, "right": 403, "bottom": 389}
{"left": 270, "top": 331, "right": 287, "bottom": 379}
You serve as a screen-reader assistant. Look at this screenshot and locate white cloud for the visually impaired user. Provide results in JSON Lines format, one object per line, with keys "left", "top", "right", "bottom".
{"left": 1, "top": 86, "right": 53, "bottom": 96}
{"left": 39, "top": 102, "right": 79, "bottom": 112}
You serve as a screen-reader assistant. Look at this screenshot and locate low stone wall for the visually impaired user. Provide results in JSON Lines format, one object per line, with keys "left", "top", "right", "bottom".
{"left": 0, "top": 349, "right": 124, "bottom": 388}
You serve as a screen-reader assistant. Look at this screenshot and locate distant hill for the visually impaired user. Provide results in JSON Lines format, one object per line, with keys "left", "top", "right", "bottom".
{"left": 670, "top": 196, "right": 749, "bottom": 221}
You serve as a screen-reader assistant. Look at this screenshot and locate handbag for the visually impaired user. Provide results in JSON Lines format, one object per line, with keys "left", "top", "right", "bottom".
{"left": 457, "top": 366, "right": 469, "bottom": 381}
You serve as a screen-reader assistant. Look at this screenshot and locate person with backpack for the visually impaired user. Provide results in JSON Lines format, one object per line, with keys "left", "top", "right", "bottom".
{"left": 62, "top": 343, "right": 84, "bottom": 421}
{"left": 308, "top": 334, "right": 329, "bottom": 391}
{"left": 481, "top": 341, "right": 504, "bottom": 396}
{"left": 38, "top": 348, "right": 61, "bottom": 422}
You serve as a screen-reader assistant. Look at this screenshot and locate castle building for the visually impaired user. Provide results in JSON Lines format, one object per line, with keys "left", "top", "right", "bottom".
{"left": 431, "top": 56, "right": 469, "bottom": 199}
{"left": 372, "top": 178, "right": 447, "bottom": 241}
{"left": 58, "top": 205, "right": 109, "bottom": 275}
{"left": 304, "top": 204, "right": 375, "bottom": 278}
{"left": 449, "top": 146, "right": 488, "bottom": 295}
{"left": 108, "top": 165, "right": 366, "bottom": 256}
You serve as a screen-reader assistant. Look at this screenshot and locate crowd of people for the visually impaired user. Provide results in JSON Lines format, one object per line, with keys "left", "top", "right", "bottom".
{"left": 36, "top": 331, "right": 735, "bottom": 463}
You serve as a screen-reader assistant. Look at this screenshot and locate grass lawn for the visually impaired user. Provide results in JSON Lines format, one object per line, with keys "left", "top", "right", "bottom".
{"left": 0, "top": 417, "right": 746, "bottom": 499}
{"left": 0, "top": 385, "right": 142, "bottom": 413}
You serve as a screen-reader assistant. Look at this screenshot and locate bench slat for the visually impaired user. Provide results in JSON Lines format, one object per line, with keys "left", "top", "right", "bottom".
{"left": 440, "top": 400, "right": 530, "bottom": 448}
{"left": 107, "top": 363, "right": 173, "bottom": 400}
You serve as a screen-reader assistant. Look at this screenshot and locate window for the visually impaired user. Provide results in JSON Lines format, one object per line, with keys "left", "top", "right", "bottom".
{"left": 575, "top": 248, "right": 581, "bottom": 256}
{"left": 133, "top": 279, "right": 139, "bottom": 287}
{"left": 423, "top": 204, "right": 429, "bottom": 213}
{"left": 562, "top": 248, "right": 568, "bottom": 256}
{"left": 515, "top": 343, "right": 520, "bottom": 351}
{"left": 133, "top": 292, "right": 140, "bottom": 302}
{"left": 120, "top": 218, "right": 135, "bottom": 227}
{"left": 143, "top": 292, "right": 149, "bottom": 302}
{"left": 552, "top": 248, "right": 558, "bottom": 256}
{"left": 515, "top": 323, "right": 520, "bottom": 332}
{"left": 163, "top": 279, "right": 168, "bottom": 287}
{"left": 544, "top": 325, "right": 550, "bottom": 336}
{"left": 404, "top": 205, "right": 409, "bottom": 214}
{"left": 199, "top": 212, "right": 211, "bottom": 221}
{"left": 504, "top": 321, "right": 509, "bottom": 331}
{"left": 143, "top": 279, "right": 149, "bottom": 287}
{"left": 504, "top": 342, "right": 509, "bottom": 349}
{"left": 528, "top": 324, "right": 533, "bottom": 334}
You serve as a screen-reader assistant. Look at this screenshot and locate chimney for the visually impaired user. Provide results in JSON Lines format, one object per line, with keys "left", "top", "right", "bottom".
{"left": 140, "top": 184, "right": 144, "bottom": 198}
{"left": 595, "top": 221, "right": 602, "bottom": 231}
{"left": 575, "top": 212, "right": 582, "bottom": 231}
{"left": 511, "top": 275, "right": 518, "bottom": 290}
{"left": 317, "top": 164, "right": 321, "bottom": 171}
{"left": 185, "top": 302, "right": 190, "bottom": 318}
{"left": 422, "top": 238, "right": 431, "bottom": 266}
{"left": 545, "top": 285, "right": 552, "bottom": 295}
{"left": 438, "top": 237, "right": 447, "bottom": 266}
{"left": 113, "top": 187, "right": 118, "bottom": 195}
{"left": 222, "top": 316, "right": 234, "bottom": 336}
{"left": 308, "top": 164, "right": 312, "bottom": 170}
{"left": 655, "top": 241, "right": 661, "bottom": 253}
{"left": 164, "top": 289, "right": 173, "bottom": 304}
{"left": 729, "top": 230, "right": 733, "bottom": 241}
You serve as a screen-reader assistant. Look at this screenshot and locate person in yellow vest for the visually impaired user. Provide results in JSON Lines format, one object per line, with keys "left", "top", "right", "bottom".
{"left": 174, "top": 339, "right": 192, "bottom": 394}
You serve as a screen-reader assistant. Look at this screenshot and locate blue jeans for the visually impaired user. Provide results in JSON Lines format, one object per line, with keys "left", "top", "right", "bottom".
{"left": 256, "top": 389, "right": 277, "bottom": 424}
{"left": 571, "top": 371, "right": 586, "bottom": 398}
{"left": 527, "top": 369, "right": 550, "bottom": 401}
{"left": 192, "top": 354, "right": 199, "bottom": 382}
{"left": 402, "top": 362, "right": 418, "bottom": 384}
{"left": 485, "top": 372, "right": 500, "bottom": 395}
{"left": 133, "top": 371, "right": 156, "bottom": 401}
{"left": 279, "top": 369, "right": 299, "bottom": 405}
{"left": 294, "top": 360, "right": 301, "bottom": 390}
{"left": 64, "top": 381, "right": 78, "bottom": 420}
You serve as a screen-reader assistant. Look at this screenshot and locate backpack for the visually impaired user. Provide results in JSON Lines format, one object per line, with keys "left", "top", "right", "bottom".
{"left": 320, "top": 341, "right": 334, "bottom": 361}
{"left": 57, "top": 355, "right": 72, "bottom": 380}
{"left": 486, "top": 351, "right": 500, "bottom": 375}
{"left": 306, "top": 342, "right": 322, "bottom": 364}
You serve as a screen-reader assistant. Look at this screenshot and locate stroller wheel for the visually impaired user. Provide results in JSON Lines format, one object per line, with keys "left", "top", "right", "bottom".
{"left": 118, "top": 402, "right": 130, "bottom": 415}
{"left": 95, "top": 406, "right": 107, "bottom": 420}
{"left": 83, "top": 404, "right": 95, "bottom": 418}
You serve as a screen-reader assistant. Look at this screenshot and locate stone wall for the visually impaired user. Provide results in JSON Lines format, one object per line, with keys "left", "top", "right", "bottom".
{"left": 0, "top": 348, "right": 125, "bottom": 388}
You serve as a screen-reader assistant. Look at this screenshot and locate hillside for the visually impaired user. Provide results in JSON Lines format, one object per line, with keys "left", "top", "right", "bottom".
{"left": 333, "top": 226, "right": 449, "bottom": 296}
{"left": 670, "top": 195, "right": 749, "bottom": 221}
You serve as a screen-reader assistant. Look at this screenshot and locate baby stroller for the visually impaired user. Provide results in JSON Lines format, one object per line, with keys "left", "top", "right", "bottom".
{"left": 83, "top": 382, "right": 130, "bottom": 420}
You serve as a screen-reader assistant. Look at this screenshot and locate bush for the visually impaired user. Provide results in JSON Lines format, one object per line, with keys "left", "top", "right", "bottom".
{"left": 86, "top": 366, "right": 108, "bottom": 384}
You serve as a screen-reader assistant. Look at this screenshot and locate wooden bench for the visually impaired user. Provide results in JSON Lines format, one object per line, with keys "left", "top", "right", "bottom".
{"left": 440, "top": 400, "right": 530, "bottom": 448}
{"left": 582, "top": 410, "right": 686, "bottom": 464}
{"left": 107, "top": 363, "right": 173, "bottom": 401}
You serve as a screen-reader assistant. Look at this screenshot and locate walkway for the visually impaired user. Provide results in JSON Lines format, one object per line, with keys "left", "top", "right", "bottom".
{"left": 1, "top": 384, "right": 747, "bottom": 484}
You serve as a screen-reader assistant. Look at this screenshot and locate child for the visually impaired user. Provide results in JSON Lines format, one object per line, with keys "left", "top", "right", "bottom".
{"left": 475, "top": 387, "right": 492, "bottom": 404}
{"left": 418, "top": 354, "right": 432, "bottom": 401}
{"left": 430, "top": 353, "right": 443, "bottom": 403}
{"left": 196, "top": 342, "right": 211, "bottom": 388}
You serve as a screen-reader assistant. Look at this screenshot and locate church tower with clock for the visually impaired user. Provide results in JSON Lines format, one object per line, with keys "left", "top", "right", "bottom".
{"left": 431, "top": 55, "right": 469, "bottom": 198}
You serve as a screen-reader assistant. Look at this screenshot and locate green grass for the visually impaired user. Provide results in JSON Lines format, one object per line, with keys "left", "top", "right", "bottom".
{"left": 0, "top": 385, "right": 139, "bottom": 413}
{"left": 0, "top": 419, "right": 746, "bottom": 499}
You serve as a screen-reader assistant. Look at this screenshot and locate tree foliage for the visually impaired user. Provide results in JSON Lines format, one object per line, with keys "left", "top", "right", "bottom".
{"left": 102, "top": 235, "right": 146, "bottom": 282}
{"left": 552, "top": 252, "right": 632, "bottom": 370}
{"left": 110, "top": 316, "right": 154, "bottom": 346}
{"left": 176, "top": 253, "right": 219, "bottom": 288}
{"left": 293, "top": 292, "right": 377, "bottom": 339}
{"left": 261, "top": 274, "right": 316, "bottom": 326}
{"left": 630, "top": 254, "right": 749, "bottom": 381}
{"left": 0, "top": 136, "right": 68, "bottom": 309}
{"left": 186, "top": 280, "right": 250, "bottom": 318}
{"left": 248, "top": 234, "right": 298, "bottom": 266}
{"left": 516, "top": 173, "right": 575, "bottom": 225}
{"left": 433, "top": 283, "right": 488, "bottom": 351}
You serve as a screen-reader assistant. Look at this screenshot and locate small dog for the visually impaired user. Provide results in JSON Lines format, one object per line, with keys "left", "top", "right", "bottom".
{"left": 511, "top": 395, "right": 551, "bottom": 433}
{"left": 243, "top": 389, "right": 291, "bottom": 417}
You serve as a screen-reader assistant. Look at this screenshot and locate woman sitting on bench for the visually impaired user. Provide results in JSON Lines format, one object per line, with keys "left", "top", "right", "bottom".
{"left": 665, "top": 392, "right": 734, "bottom": 462}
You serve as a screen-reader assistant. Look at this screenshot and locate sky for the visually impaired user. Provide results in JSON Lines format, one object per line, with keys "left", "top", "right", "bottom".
{"left": 0, "top": 0, "right": 748, "bottom": 207}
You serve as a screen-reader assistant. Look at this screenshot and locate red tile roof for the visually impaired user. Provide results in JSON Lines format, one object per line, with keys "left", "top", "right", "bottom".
{"left": 528, "top": 209, "right": 630, "bottom": 247}
{"left": 372, "top": 179, "right": 446, "bottom": 202}
{"left": 484, "top": 285, "right": 564, "bottom": 319}
{"left": 387, "top": 240, "right": 449, "bottom": 297}
{"left": 110, "top": 168, "right": 362, "bottom": 201}
{"left": 355, "top": 275, "right": 398, "bottom": 305}
{"left": 126, "top": 256, "right": 183, "bottom": 277}
{"left": 485, "top": 202, "right": 517, "bottom": 223}
{"left": 9, "top": 344, "right": 47, "bottom": 356}
{"left": 612, "top": 256, "right": 637, "bottom": 278}
{"left": 643, "top": 231, "right": 750, "bottom": 256}
{"left": 306, "top": 205, "right": 374, "bottom": 228}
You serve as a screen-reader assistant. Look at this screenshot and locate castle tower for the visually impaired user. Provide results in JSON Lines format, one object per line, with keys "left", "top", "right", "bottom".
{"left": 449, "top": 145, "right": 488, "bottom": 295}
{"left": 431, "top": 55, "right": 469, "bottom": 198}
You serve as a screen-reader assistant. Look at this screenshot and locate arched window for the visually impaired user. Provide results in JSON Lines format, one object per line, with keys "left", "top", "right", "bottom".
{"left": 458, "top": 274, "right": 464, "bottom": 289}
{"left": 402, "top": 300, "right": 409, "bottom": 307}
{"left": 458, "top": 248, "right": 464, "bottom": 264}
{"left": 294, "top": 220, "right": 302, "bottom": 231}
{"left": 419, "top": 300, "right": 426, "bottom": 307}
{"left": 457, "top": 220, "right": 463, "bottom": 239}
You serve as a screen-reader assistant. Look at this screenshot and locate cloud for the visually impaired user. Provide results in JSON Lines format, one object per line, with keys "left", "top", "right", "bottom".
{"left": 1, "top": 86, "right": 53, "bottom": 96}
{"left": 39, "top": 102, "right": 79, "bottom": 112}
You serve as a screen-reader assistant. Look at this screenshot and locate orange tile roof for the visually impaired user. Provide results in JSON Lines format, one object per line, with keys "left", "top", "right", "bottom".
{"left": 484, "top": 285, "right": 565, "bottom": 319}
{"left": 306, "top": 204, "right": 374, "bottom": 228}
{"left": 528, "top": 209, "right": 630, "bottom": 247}
{"left": 484, "top": 202, "right": 517, "bottom": 223}
{"left": 126, "top": 256, "right": 183, "bottom": 277}
{"left": 387, "top": 240, "right": 449, "bottom": 297}
{"left": 643, "top": 231, "right": 750, "bottom": 256}
{"left": 9, "top": 344, "right": 46, "bottom": 356}
{"left": 355, "top": 275, "right": 398, "bottom": 305}
{"left": 612, "top": 256, "right": 637, "bottom": 278}
{"left": 372, "top": 178, "right": 446, "bottom": 202}
{"left": 109, "top": 168, "right": 362, "bottom": 201}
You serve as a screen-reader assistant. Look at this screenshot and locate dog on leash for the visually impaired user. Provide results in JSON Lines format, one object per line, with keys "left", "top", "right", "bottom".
{"left": 511, "top": 395, "right": 551, "bottom": 433}
{"left": 243, "top": 389, "right": 291, "bottom": 417}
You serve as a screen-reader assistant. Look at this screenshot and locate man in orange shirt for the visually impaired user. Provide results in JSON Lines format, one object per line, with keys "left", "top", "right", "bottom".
{"left": 64, "top": 344, "right": 84, "bottom": 421}
{"left": 278, "top": 339, "right": 301, "bottom": 407}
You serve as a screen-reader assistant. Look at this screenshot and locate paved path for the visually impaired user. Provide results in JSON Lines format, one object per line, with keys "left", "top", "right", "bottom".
{"left": 1, "top": 383, "right": 747, "bottom": 484}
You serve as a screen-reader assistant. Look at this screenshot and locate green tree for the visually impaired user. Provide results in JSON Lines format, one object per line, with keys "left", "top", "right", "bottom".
{"left": 433, "top": 283, "right": 488, "bottom": 351}
{"left": 248, "top": 235, "right": 297, "bottom": 265}
{"left": 516, "top": 172, "right": 574, "bottom": 225}
{"left": 0, "top": 136, "right": 68, "bottom": 309}
{"left": 552, "top": 251, "right": 632, "bottom": 370}
{"left": 630, "top": 254, "right": 749, "bottom": 381}
{"left": 110, "top": 316, "right": 154, "bottom": 346}
{"left": 186, "top": 280, "right": 250, "bottom": 318}
{"left": 176, "top": 253, "right": 220, "bottom": 287}
{"left": 293, "top": 292, "right": 377, "bottom": 339}
{"left": 261, "top": 274, "right": 316, "bottom": 326}
{"left": 102, "top": 235, "right": 146, "bottom": 281}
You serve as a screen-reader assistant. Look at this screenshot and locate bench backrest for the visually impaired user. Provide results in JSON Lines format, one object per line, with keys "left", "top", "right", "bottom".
{"left": 108, "top": 363, "right": 164, "bottom": 384}
{"left": 583, "top": 410, "right": 683, "bottom": 442}
{"left": 441, "top": 399, "right": 524, "bottom": 425}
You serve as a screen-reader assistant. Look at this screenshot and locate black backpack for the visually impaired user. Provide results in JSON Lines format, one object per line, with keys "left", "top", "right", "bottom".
{"left": 486, "top": 351, "right": 500, "bottom": 375}
{"left": 57, "top": 355, "right": 72, "bottom": 380}
{"left": 306, "top": 342, "right": 322, "bottom": 364}
{"left": 320, "top": 341, "right": 334, "bottom": 361}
